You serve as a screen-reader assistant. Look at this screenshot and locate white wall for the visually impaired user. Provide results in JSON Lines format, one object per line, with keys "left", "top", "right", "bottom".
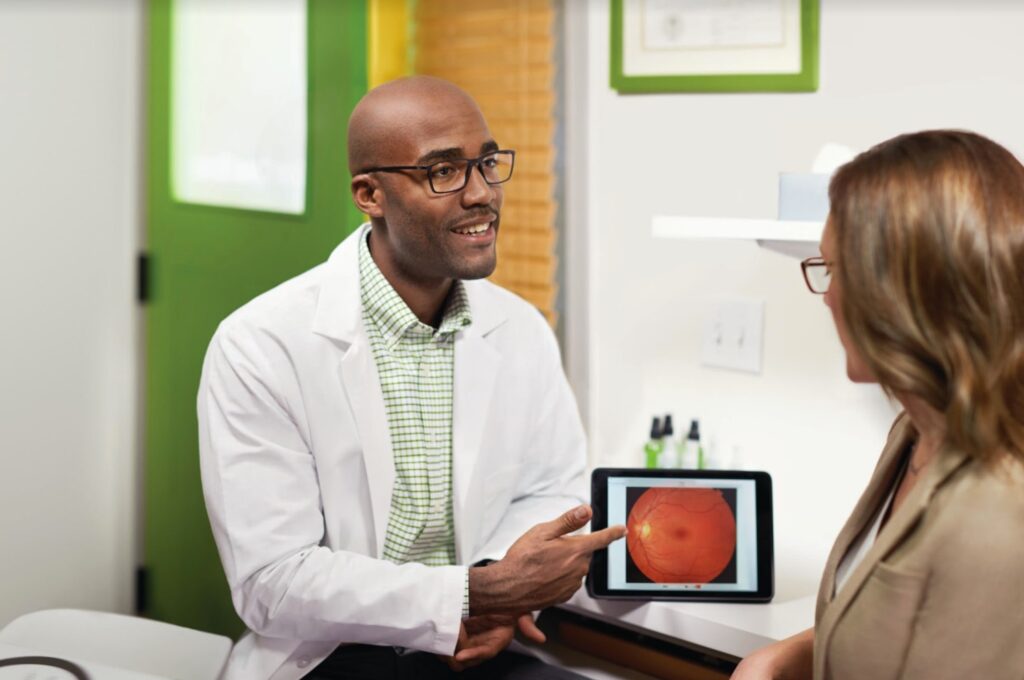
{"left": 0, "top": 1, "right": 142, "bottom": 624}
{"left": 565, "top": 0, "right": 1024, "bottom": 575}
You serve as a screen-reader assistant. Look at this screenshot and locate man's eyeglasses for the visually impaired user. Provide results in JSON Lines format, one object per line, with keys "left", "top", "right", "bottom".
{"left": 359, "top": 150, "right": 516, "bottom": 195}
{"left": 801, "top": 256, "right": 832, "bottom": 294}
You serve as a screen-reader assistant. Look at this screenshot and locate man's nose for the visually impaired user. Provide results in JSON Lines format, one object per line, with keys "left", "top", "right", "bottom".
{"left": 461, "top": 162, "right": 496, "bottom": 206}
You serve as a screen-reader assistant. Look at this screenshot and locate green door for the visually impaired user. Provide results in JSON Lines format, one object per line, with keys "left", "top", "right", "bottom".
{"left": 145, "top": 0, "right": 367, "bottom": 636}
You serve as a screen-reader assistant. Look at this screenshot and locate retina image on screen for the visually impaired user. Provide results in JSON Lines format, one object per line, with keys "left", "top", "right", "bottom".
{"left": 606, "top": 476, "right": 759, "bottom": 592}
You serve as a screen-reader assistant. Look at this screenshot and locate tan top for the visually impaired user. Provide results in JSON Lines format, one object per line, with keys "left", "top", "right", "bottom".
{"left": 814, "top": 413, "right": 1024, "bottom": 680}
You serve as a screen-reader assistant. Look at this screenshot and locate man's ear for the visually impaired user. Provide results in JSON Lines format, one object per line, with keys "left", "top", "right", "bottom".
{"left": 351, "top": 174, "right": 384, "bottom": 218}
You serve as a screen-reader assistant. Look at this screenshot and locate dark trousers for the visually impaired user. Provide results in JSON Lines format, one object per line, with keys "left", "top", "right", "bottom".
{"left": 307, "top": 644, "right": 587, "bottom": 680}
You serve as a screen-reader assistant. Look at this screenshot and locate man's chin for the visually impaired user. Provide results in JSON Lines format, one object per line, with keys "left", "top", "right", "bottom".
{"left": 454, "top": 257, "right": 498, "bottom": 281}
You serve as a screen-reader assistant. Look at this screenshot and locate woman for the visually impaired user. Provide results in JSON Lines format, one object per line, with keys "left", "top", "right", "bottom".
{"left": 733, "top": 130, "right": 1024, "bottom": 680}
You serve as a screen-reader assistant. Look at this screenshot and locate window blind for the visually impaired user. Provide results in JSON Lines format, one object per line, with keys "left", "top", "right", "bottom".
{"left": 412, "top": 0, "right": 559, "bottom": 325}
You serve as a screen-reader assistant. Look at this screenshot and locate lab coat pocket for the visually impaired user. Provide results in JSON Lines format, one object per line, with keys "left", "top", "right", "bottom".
{"left": 827, "top": 561, "right": 927, "bottom": 680}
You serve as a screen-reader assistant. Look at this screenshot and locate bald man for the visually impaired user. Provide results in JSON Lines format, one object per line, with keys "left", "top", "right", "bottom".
{"left": 198, "top": 77, "right": 625, "bottom": 680}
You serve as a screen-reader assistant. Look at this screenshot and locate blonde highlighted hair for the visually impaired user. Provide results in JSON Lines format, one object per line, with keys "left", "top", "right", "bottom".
{"left": 829, "top": 130, "right": 1024, "bottom": 464}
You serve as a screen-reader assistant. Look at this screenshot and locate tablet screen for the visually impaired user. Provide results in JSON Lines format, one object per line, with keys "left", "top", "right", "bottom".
{"left": 589, "top": 468, "right": 773, "bottom": 601}
{"left": 607, "top": 475, "right": 757, "bottom": 592}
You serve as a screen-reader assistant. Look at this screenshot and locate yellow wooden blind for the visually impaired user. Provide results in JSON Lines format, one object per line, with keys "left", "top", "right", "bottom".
{"left": 412, "top": 0, "right": 559, "bottom": 325}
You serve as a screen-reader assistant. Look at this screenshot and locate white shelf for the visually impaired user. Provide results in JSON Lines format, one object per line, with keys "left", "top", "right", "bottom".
{"left": 652, "top": 216, "right": 823, "bottom": 259}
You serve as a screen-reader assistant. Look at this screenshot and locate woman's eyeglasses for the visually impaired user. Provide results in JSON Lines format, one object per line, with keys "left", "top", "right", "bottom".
{"left": 800, "top": 256, "right": 832, "bottom": 294}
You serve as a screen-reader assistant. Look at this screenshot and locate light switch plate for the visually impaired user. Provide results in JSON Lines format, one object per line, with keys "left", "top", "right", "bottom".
{"left": 702, "top": 298, "right": 765, "bottom": 374}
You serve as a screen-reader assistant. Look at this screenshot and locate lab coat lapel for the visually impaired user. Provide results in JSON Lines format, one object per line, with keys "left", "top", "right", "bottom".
{"left": 314, "top": 224, "right": 395, "bottom": 557}
{"left": 339, "top": 340, "right": 395, "bottom": 558}
{"left": 452, "top": 282, "right": 504, "bottom": 563}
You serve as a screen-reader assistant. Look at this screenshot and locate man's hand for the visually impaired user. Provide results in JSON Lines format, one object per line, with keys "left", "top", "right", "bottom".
{"left": 468, "top": 505, "right": 627, "bottom": 616}
{"left": 441, "top": 614, "right": 545, "bottom": 671}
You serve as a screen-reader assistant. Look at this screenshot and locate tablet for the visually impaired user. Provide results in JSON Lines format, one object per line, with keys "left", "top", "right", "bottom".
{"left": 587, "top": 468, "right": 774, "bottom": 602}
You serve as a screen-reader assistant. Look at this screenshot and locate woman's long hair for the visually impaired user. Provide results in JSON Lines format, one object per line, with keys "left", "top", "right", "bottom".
{"left": 829, "top": 130, "right": 1024, "bottom": 464}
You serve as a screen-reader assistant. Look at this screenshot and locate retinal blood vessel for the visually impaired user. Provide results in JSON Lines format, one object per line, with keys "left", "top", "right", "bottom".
{"left": 626, "top": 487, "right": 736, "bottom": 583}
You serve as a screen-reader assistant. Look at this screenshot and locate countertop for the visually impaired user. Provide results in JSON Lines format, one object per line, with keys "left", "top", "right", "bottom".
{"left": 561, "top": 543, "right": 825, "bottom": 660}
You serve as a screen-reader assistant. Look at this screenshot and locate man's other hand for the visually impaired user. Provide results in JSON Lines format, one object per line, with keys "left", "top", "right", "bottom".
{"left": 440, "top": 613, "right": 544, "bottom": 671}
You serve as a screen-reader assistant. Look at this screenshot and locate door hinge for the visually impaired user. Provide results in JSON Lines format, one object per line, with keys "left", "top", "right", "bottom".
{"left": 137, "top": 252, "right": 150, "bottom": 304}
{"left": 135, "top": 565, "right": 149, "bottom": 615}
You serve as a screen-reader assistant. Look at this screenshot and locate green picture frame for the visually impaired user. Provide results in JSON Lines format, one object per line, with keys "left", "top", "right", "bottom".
{"left": 610, "top": 0, "right": 819, "bottom": 94}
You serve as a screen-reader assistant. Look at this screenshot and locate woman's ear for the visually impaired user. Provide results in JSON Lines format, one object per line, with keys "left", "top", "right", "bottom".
{"left": 351, "top": 174, "right": 384, "bottom": 218}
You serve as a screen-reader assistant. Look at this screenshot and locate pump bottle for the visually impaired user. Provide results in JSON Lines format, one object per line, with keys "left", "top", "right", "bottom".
{"left": 659, "top": 414, "right": 679, "bottom": 468}
{"left": 681, "top": 419, "right": 705, "bottom": 469}
{"left": 643, "top": 417, "right": 663, "bottom": 469}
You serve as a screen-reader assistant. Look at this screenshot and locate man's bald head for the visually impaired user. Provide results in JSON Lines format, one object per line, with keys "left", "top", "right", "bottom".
{"left": 347, "top": 76, "right": 487, "bottom": 175}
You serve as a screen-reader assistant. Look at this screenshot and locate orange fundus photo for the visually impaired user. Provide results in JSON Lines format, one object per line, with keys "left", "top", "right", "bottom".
{"left": 626, "top": 487, "right": 737, "bottom": 584}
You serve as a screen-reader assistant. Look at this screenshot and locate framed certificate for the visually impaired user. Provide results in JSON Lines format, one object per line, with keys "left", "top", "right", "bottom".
{"left": 611, "top": 0, "right": 819, "bottom": 93}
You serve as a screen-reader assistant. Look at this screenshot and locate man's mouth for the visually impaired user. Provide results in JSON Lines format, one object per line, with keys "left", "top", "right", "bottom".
{"left": 451, "top": 221, "right": 493, "bottom": 236}
{"left": 450, "top": 214, "right": 499, "bottom": 243}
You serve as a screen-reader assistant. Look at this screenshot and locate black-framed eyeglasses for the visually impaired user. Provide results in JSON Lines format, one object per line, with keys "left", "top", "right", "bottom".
{"left": 359, "top": 149, "right": 516, "bottom": 194}
{"left": 800, "top": 256, "right": 832, "bottom": 294}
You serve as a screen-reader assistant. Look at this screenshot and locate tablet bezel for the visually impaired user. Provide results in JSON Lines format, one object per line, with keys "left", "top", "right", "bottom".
{"left": 587, "top": 467, "right": 774, "bottom": 602}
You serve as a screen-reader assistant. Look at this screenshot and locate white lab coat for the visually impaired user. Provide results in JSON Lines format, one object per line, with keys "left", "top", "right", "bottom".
{"left": 197, "top": 224, "right": 587, "bottom": 680}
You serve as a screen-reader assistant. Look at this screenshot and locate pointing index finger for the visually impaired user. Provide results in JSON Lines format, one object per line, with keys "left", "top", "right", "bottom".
{"left": 568, "top": 524, "right": 627, "bottom": 554}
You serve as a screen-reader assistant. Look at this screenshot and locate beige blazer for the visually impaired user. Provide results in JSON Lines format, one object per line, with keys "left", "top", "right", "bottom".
{"left": 813, "top": 414, "right": 1024, "bottom": 680}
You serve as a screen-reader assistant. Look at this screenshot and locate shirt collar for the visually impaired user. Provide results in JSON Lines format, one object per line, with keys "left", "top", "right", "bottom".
{"left": 359, "top": 228, "right": 472, "bottom": 349}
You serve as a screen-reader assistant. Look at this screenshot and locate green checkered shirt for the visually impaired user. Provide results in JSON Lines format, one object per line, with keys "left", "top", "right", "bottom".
{"left": 359, "top": 230, "right": 472, "bottom": 618}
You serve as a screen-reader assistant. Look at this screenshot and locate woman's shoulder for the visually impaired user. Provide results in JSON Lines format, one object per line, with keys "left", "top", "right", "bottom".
{"left": 926, "top": 454, "right": 1024, "bottom": 564}
{"left": 943, "top": 453, "right": 1024, "bottom": 510}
